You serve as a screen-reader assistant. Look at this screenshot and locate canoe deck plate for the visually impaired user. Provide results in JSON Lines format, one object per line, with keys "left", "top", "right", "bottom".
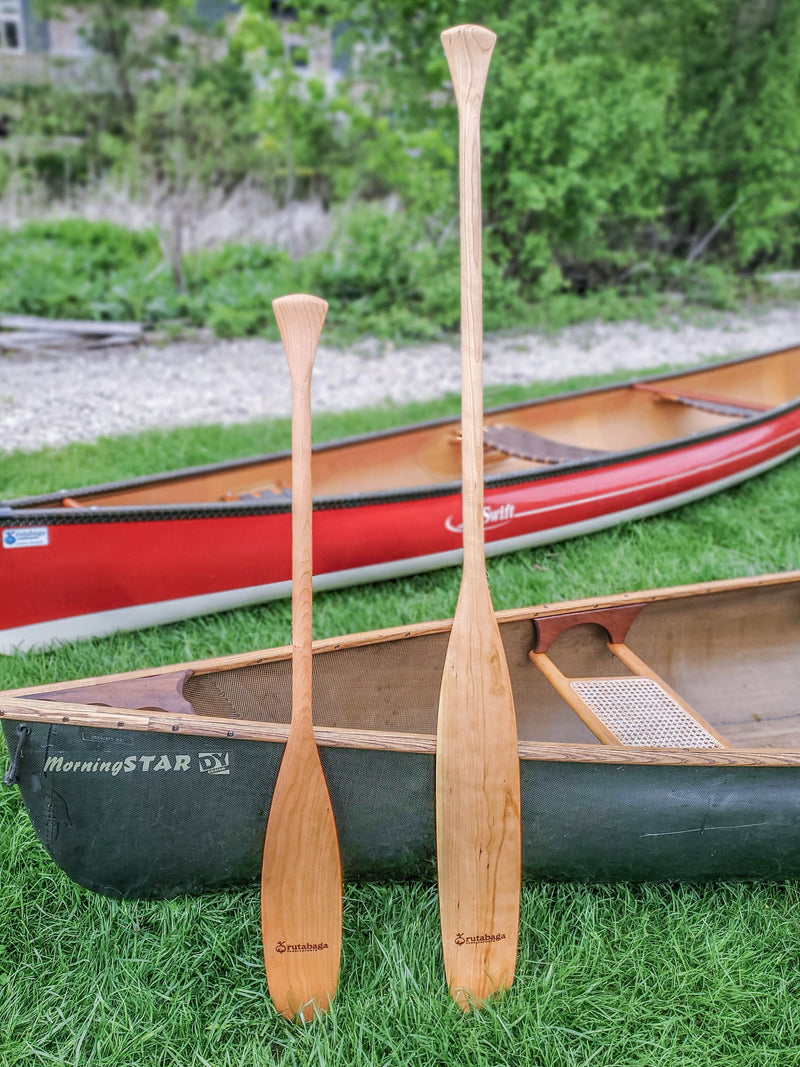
{"left": 570, "top": 677, "right": 724, "bottom": 749}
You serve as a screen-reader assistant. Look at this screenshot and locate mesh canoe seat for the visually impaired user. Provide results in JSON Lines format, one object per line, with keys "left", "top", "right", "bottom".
{"left": 483, "top": 424, "right": 607, "bottom": 465}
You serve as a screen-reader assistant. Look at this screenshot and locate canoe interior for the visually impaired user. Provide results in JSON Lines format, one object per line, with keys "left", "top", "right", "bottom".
{"left": 20, "top": 344, "right": 800, "bottom": 509}
{"left": 184, "top": 579, "right": 800, "bottom": 751}
{"left": 18, "top": 576, "right": 800, "bottom": 757}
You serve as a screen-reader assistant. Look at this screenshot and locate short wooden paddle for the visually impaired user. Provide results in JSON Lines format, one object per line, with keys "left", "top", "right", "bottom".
{"left": 436, "top": 24, "right": 522, "bottom": 1010}
{"left": 261, "top": 294, "right": 342, "bottom": 1021}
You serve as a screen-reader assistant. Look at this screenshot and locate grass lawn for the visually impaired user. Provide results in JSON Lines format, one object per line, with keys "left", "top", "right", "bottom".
{"left": 2, "top": 373, "right": 800, "bottom": 1065}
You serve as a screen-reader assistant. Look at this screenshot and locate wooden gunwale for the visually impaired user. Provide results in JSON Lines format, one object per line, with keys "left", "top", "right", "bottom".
{"left": 2, "top": 570, "right": 800, "bottom": 767}
{"left": 2, "top": 696, "right": 800, "bottom": 766}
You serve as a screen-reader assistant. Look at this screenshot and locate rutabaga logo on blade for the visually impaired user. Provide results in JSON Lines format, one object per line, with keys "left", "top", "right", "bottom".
{"left": 445, "top": 502, "right": 515, "bottom": 534}
{"left": 454, "top": 932, "right": 507, "bottom": 946}
{"left": 42, "top": 753, "right": 231, "bottom": 776}
{"left": 275, "top": 940, "right": 330, "bottom": 954}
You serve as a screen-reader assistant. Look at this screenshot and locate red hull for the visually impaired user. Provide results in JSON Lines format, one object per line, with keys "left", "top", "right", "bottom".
{"left": 3, "top": 401, "right": 800, "bottom": 651}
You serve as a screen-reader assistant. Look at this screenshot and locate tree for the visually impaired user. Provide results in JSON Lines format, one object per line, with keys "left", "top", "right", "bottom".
{"left": 35, "top": 0, "right": 190, "bottom": 124}
{"left": 304, "top": 0, "right": 800, "bottom": 284}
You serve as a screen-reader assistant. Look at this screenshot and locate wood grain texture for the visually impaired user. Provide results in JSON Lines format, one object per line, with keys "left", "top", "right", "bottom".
{"left": 7, "top": 573, "right": 800, "bottom": 767}
{"left": 261, "top": 294, "right": 342, "bottom": 1021}
{"left": 9, "top": 691, "right": 800, "bottom": 764}
{"left": 436, "top": 24, "right": 522, "bottom": 1011}
{"left": 533, "top": 604, "right": 644, "bottom": 653}
{"left": 528, "top": 650, "right": 622, "bottom": 746}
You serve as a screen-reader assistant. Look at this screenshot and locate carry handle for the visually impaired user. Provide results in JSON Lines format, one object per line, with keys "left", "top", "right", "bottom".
{"left": 533, "top": 603, "right": 644, "bottom": 654}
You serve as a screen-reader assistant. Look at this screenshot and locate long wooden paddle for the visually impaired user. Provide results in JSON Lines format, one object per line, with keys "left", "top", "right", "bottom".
{"left": 436, "top": 24, "right": 522, "bottom": 1011}
{"left": 261, "top": 293, "right": 342, "bottom": 1021}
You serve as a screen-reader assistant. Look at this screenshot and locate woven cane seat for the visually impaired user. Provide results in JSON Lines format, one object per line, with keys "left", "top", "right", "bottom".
{"left": 569, "top": 677, "right": 724, "bottom": 749}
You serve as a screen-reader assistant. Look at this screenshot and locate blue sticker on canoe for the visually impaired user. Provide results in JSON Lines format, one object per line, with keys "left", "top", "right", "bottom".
{"left": 3, "top": 526, "right": 50, "bottom": 548}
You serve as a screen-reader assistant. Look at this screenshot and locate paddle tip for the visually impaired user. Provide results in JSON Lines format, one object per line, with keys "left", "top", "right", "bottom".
{"left": 272, "top": 292, "right": 329, "bottom": 330}
{"left": 272, "top": 292, "right": 329, "bottom": 314}
{"left": 450, "top": 975, "right": 514, "bottom": 1013}
{"left": 269, "top": 987, "right": 337, "bottom": 1023}
{"left": 441, "top": 23, "right": 497, "bottom": 51}
{"left": 272, "top": 293, "right": 328, "bottom": 374}
{"left": 441, "top": 24, "right": 496, "bottom": 113}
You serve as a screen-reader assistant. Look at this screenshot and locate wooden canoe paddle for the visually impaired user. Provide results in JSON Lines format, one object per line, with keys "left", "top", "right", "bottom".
{"left": 261, "top": 293, "right": 343, "bottom": 1021}
{"left": 436, "top": 24, "right": 522, "bottom": 1010}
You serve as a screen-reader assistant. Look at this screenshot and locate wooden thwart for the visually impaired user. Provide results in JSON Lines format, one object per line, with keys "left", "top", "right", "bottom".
{"left": 530, "top": 607, "right": 730, "bottom": 749}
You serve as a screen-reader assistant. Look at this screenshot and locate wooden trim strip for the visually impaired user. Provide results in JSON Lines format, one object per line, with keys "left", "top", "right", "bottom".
{"left": 2, "top": 695, "right": 800, "bottom": 766}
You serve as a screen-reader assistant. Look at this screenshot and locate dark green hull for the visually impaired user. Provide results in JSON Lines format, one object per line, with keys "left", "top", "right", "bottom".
{"left": 6, "top": 719, "right": 800, "bottom": 899}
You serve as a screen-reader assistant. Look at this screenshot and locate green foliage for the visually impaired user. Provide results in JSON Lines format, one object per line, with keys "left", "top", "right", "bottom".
{"left": 481, "top": 7, "right": 676, "bottom": 291}
{"left": 0, "top": 150, "right": 10, "bottom": 197}
{"left": 311, "top": 0, "right": 800, "bottom": 287}
{"left": 34, "top": 0, "right": 189, "bottom": 117}
{"left": 626, "top": 0, "right": 800, "bottom": 267}
{"left": 133, "top": 39, "right": 261, "bottom": 195}
{"left": 0, "top": 216, "right": 762, "bottom": 339}
{"left": 306, "top": 202, "right": 525, "bottom": 338}
{"left": 7, "top": 0, "right": 800, "bottom": 307}
{"left": 189, "top": 243, "right": 302, "bottom": 336}
{"left": 6, "top": 0, "right": 800, "bottom": 331}
{"left": 0, "top": 221, "right": 162, "bottom": 321}
{"left": 15, "top": 5, "right": 263, "bottom": 210}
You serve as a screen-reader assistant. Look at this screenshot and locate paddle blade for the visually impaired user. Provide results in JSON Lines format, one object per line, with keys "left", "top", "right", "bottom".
{"left": 436, "top": 577, "right": 522, "bottom": 1010}
{"left": 262, "top": 727, "right": 343, "bottom": 1021}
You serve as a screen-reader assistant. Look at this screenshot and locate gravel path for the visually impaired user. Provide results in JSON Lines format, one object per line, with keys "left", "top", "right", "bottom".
{"left": 3, "top": 304, "right": 800, "bottom": 454}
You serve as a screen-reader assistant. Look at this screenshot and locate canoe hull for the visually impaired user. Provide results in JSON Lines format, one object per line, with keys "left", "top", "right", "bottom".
{"left": 4, "top": 395, "right": 800, "bottom": 653}
{"left": 6, "top": 718, "right": 800, "bottom": 897}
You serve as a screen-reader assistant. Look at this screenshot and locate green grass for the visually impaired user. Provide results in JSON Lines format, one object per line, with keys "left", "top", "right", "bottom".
{"left": 3, "top": 375, "right": 800, "bottom": 1064}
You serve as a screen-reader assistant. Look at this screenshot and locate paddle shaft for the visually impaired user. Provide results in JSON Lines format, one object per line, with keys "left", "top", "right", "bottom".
{"left": 449, "top": 33, "right": 488, "bottom": 583}
{"left": 436, "top": 24, "right": 522, "bottom": 1010}
{"left": 287, "top": 305, "right": 315, "bottom": 729}
{"left": 261, "top": 294, "right": 342, "bottom": 1021}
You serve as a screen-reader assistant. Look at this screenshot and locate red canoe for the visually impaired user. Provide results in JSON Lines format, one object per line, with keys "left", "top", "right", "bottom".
{"left": 3, "top": 343, "right": 800, "bottom": 652}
